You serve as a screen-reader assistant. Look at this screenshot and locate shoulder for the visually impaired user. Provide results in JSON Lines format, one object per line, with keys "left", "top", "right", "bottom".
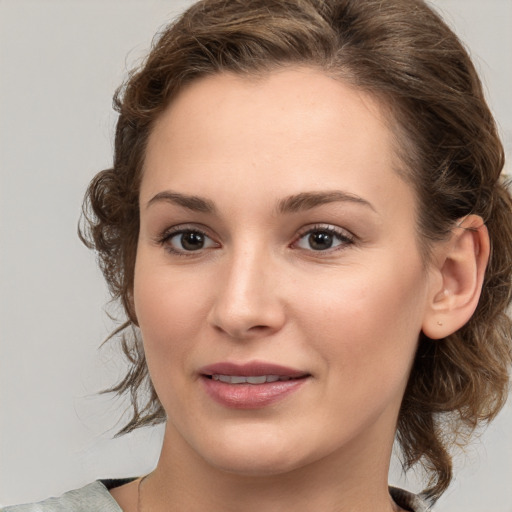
{"left": 389, "top": 486, "right": 431, "bottom": 512}
{"left": 1, "top": 480, "right": 130, "bottom": 512}
{"left": 3, "top": 482, "right": 429, "bottom": 512}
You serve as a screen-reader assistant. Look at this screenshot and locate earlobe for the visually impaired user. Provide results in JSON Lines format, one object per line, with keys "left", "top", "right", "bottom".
{"left": 422, "top": 215, "right": 489, "bottom": 340}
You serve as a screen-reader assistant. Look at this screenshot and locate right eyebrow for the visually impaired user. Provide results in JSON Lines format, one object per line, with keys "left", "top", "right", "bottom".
{"left": 145, "top": 190, "right": 216, "bottom": 213}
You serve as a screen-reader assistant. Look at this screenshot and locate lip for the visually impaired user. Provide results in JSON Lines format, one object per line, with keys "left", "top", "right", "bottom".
{"left": 199, "top": 361, "right": 308, "bottom": 378}
{"left": 198, "top": 361, "right": 310, "bottom": 409}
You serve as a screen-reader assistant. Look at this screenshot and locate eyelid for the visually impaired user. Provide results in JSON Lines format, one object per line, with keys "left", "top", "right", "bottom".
{"left": 154, "top": 222, "right": 355, "bottom": 255}
{"left": 291, "top": 223, "right": 356, "bottom": 251}
{"left": 155, "top": 223, "right": 220, "bottom": 255}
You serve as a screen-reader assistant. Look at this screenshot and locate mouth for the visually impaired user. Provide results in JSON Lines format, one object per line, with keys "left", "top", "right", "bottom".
{"left": 208, "top": 374, "right": 302, "bottom": 384}
{"left": 199, "top": 361, "right": 311, "bottom": 409}
{"left": 200, "top": 361, "right": 310, "bottom": 382}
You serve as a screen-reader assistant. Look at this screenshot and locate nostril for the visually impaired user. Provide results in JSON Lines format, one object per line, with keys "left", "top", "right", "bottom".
{"left": 208, "top": 297, "right": 286, "bottom": 339}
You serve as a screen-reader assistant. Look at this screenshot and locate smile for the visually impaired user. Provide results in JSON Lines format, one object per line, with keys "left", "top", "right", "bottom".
{"left": 211, "top": 375, "right": 295, "bottom": 384}
{"left": 199, "top": 361, "right": 310, "bottom": 408}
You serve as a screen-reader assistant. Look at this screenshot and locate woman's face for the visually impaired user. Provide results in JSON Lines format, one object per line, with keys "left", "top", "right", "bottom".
{"left": 134, "top": 68, "right": 436, "bottom": 475}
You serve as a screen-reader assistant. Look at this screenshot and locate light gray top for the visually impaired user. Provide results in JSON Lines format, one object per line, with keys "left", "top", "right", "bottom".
{"left": 2, "top": 481, "right": 430, "bottom": 512}
{"left": 1, "top": 482, "right": 122, "bottom": 512}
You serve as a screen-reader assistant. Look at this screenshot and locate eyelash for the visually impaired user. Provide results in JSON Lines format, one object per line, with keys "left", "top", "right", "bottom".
{"left": 156, "top": 225, "right": 219, "bottom": 257}
{"left": 155, "top": 223, "right": 355, "bottom": 256}
{"left": 292, "top": 224, "right": 355, "bottom": 253}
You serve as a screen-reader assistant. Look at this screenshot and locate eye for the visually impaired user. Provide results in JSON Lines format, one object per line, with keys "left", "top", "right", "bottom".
{"left": 294, "top": 225, "right": 354, "bottom": 252}
{"left": 159, "top": 228, "right": 219, "bottom": 255}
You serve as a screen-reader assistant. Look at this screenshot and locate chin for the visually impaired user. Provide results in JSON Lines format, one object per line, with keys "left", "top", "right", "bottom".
{"left": 192, "top": 424, "right": 312, "bottom": 476}
{"left": 205, "top": 450, "right": 306, "bottom": 477}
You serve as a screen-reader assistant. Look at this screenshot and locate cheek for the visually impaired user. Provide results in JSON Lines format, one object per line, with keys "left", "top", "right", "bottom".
{"left": 133, "top": 257, "right": 209, "bottom": 378}
{"left": 299, "top": 258, "right": 427, "bottom": 386}
{"left": 132, "top": 263, "right": 211, "bottom": 424}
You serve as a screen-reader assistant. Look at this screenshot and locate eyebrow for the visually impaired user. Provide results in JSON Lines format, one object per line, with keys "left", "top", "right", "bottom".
{"left": 277, "top": 191, "right": 376, "bottom": 214}
{"left": 146, "top": 191, "right": 216, "bottom": 213}
{"left": 145, "top": 189, "right": 375, "bottom": 215}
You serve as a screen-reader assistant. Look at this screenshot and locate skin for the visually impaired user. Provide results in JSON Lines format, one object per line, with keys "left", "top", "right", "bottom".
{"left": 112, "top": 68, "right": 446, "bottom": 512}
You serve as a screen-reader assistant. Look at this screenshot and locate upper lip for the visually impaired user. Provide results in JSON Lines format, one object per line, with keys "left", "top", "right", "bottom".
{"left": 199, "top": 361, "right": 309, "bottom": 378}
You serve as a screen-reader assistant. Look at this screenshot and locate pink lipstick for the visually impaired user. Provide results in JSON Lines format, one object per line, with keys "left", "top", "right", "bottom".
{"left": 198, "top": 361, "right": 310, "bottom": 409}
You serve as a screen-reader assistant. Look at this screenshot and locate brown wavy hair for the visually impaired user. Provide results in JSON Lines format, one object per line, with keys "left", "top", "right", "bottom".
{"left": 80, "top": 0, "right": 512, "bottom": 503}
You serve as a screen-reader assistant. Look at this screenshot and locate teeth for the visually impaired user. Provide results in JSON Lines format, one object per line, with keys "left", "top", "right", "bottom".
{"left": 246, "top": 375, "right": 267, "bottom": 384}
{"left": 211, "top": 374, "right": 291, "bottom": 384}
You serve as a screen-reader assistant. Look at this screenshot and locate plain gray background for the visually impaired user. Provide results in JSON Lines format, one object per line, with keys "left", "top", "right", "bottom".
{"left": 1, "top": 1, "right": 511, "bottom": 510}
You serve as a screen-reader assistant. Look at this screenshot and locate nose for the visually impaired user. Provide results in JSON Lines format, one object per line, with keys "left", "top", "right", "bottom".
{"left": 207, "top": 247, "right": 286, "bottom": 340}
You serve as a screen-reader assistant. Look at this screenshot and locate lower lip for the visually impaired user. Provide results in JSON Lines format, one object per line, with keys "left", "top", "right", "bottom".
{"left": 201, "top": 376, "right": 308, "bottom": 409}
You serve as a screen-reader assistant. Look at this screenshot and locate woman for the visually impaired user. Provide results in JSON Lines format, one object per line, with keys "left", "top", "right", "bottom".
{"left": 3, "top": 0, "right": 511, "bottom": 511}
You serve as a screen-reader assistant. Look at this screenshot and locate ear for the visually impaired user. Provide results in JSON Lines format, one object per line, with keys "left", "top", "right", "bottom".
{"left": 422, "top": 215, "right": 490, "bottom": 340}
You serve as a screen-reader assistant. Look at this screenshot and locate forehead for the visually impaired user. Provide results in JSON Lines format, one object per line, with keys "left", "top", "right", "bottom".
{"left": 141, "top": 68, "right": 414, "bottom": 222}
{"left": 150, "top": 68, "right": 392, "bottom": 152}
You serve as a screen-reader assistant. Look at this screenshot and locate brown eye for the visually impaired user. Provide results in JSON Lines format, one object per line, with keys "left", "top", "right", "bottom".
{"left": 308, "top": 232, "right": 335, "bottom": 251}
{"left": 180, "top": 231, "right": 205, "bottom": 251}
{"left": 164, "top": 229, "right": 218, "bottom": 254}
{"left": 295, "top": 226, "right": 354, "bottom": 252}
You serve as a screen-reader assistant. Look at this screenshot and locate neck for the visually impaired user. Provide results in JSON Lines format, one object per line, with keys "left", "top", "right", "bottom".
{"left": 142, "top": 423, "right": 402, "bottom": 512}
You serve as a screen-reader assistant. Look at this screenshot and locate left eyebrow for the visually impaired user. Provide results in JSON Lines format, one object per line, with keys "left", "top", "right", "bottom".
{"left": 277, "top": 191, "right": 376, "bottom": 214}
